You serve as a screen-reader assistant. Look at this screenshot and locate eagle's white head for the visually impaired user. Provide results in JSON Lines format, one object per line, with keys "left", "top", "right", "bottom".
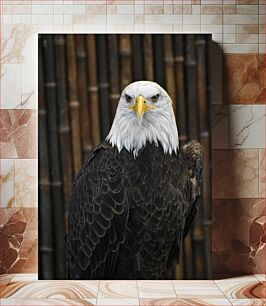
{"left": 106, "top": 81, "right": 179, "bottom": 158}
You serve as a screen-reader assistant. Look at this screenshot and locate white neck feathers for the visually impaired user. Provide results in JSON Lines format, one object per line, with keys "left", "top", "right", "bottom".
{"left": 106, "top": 103, "right": 179, "bottom": 158}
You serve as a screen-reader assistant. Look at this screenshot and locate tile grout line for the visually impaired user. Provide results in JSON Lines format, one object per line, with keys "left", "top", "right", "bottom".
{"left": 213, "top": 278, "right": 232, "bottom": 303}
{"left": 136, "top": 279, "right": 140, "bottom": 306}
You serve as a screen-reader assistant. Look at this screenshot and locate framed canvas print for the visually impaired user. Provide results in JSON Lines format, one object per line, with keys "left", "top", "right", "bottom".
{"left": 38, "top": 33, "right": 212, "bottom": 280}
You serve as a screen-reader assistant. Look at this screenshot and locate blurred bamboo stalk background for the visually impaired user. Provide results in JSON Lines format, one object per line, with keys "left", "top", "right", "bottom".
{"left": 38, "top": 34, "right": 212, "bottom": 280}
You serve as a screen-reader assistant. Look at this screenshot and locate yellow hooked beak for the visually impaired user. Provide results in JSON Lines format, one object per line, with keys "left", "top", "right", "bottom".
{"left": 128, "top": 96, "right": 156, "bottom": 125}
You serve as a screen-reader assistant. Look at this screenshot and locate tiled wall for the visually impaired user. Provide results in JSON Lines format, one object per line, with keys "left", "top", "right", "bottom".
{"left": 0, "top": 0, "right": 265, "bottom": 277}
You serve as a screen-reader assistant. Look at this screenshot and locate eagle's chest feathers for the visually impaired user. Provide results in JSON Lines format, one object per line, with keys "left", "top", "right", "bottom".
{"left": 120, "top": 144, "right": 179, "bottom": 202}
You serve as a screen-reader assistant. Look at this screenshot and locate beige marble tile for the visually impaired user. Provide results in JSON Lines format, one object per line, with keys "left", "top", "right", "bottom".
{"left": 173, "top": 5, "right": 182, "bottom": 14}
{"left": 223, "top": 25, "right": 237, "bottom": 33}
{"left": 215, "top": 278, "right": 265, "bottom": 299}
{"left": 201, "top": 5, "right": 223, "bottom": 14}
{"left": 107, "top": 5, "right": 116, "bottom": 14}
{"left": 237, "top": 4, "right": 259, "bottom": 14}
{"left": 183, "top": 14, "right": 200, "bottom": 24}
{"left": 229, "top": 299, "right": 266, "bottom": 305}
{"left": 172, "top": 280, "right": 225, "bottom": 298}
{"left": 258, "top": 44, "right": 265, "bottom": 53}
{"left": 1, "top": 64, "right": 22, "bottom": 109}
{"left": 107, "top": 14, "right": 134, "bottom": 24}
{"left": 54, "top": 15, "right": 64, "bottom": 24}
{"left": 31, "top": 14, "right": 54, "bottom": 25}
{"left": 144, "top": 5, "right": 164, "bottom": 14}
{"left": 237, "top": 33, "right": 258, "bottom": 44}
{"left": 32, "top": 4, "right": 54, "bottom": 14}
{"left": 0, "top": 274, "right": 15, "bottom": 294}
{"left": 237, "top": 25, "right": 259, "bottom": 34}
{"left": 144, "top": 24, "right": 174, "bottom": 33}
{"left": 2, "top": 4, "right": 12, "bottom": 14}
{"left": 192, "top": 5, "right": 200, "bottom": 14}
{"left": 223, "top": 5, "right": 237, "bottom": 14}
{"left": 201, "top": 24, "right": 223, "bottom": 33}
{"left": 21, "top": 63, "right": 37, "bottom": 109}
{"left": 236, "top": 0, "right": 258, "bottom": 3}
{"left": 140, "top": 298, "right": 232, "bottom": 305}
{"left": 11, "top": 274, "right": 38, "bottom": 282}
{"left": 212, "top": 149, "right": 259, "bottom": 198}
{"left": 182, "top": 5, "right": 192, "bottom": 14}
{"left": 1, "top": 25, "right": 37, "bottom": 64}
{"left": 212, "top": 33, "right": 223, "bottom": 44}
{"left": 222, "top": 43, "right": 258, "bottom": 53}
{"left": 135, "top": 4, "right": 144, "bottom": 14}
{"left": 259, "top": 34, "right": 265, "bottom": 44}
{"left": 96, "top": 299, "right": 139, "bottom": 305}
{"left": 183, "top": 24, "right": 201, "bottom": 32}
{"left": 135, "top": 15, "right": 144, "bottom": 24}
{"left": 223, "top": 14, "right": 258, "bottom": 24}
{"left": 0, "top": 159, "right": 15, "bottom": 208}
{"left": 116, "top": 4, "right": 134, "bottom": 14}
{"left": 254, "top": 274, "right": 266, "bottom": 283}
{"left": 201, "top": 0, "right": 222, "bottom": 3}
{"left": 144, "top": 14, "right": 182, "bottom": 24}
{"left": 201, "top": 15, "right": 223, "bottom": 24}
{"left": 107, "top": 0, "right": 134, "bottom": 4}
{"left": 98, "top": 281, "right": 138, "bottom": 299}
{"left": 259, "top": 24, "right": 265, "bottom": 34}
{"left": 1, "top": 281, "right": 99, "bottom": 299}
{"left": 223, "top": 33, "right": 236, "bottom": 43}
{"left": 11, "top": 5, "right": 31, "bottom": 15}
{"left": 137, "top": 281, "right": 176, "bottom": 298}
{"left": 229, "top": 105, "right": 265, "bottom": 149}
{"left": 1, "top": 299, "right": 96, "bottom": 305}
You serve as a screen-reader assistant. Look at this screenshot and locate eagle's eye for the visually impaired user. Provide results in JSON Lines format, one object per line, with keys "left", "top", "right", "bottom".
{"left": 151, "top": 94, "right": 160, "bottom": 103}
{"left": 125, "top": 94, "right": 132, "bottom": 103}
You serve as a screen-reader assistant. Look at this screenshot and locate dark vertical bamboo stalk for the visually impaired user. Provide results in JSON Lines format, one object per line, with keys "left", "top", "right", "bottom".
{"left": 199, "top": 34, "right": 212, "bottom": 279}
{"left": 119, "top": 34, "right": 132, "bottom": 90}
{"left": 53, "top": 34, "right": 73, "bottom": 208}
{"left": 173, "top": 35, "right": 188, "bottom": 147}
{"left": 175, "top": 257, "right": 185, "bottom": 280}
{"left": 185, "top": 35, "right": 199, "bottom": 140}
{"left": 107, "top": 34, "right": 120, "bottom": 119}
{"left": 96, "top": 34, "right": 111, "bottom": 138}
{"left": 42, "top": 34, "right": 65, "bottom": 279}
{"left": 143, "top": 34, "right": 154, "bottom": 81}
{"left": 131, "top": 34, "right": 144, "bottom": 81}
{"left": 76, "top": 35, "right": 93, "bottom": 161}
{"left": 182, "top": 233, "right": 193, "bottom": 279}
{"left": 66, "top": 35, "right": 82, "bottom": 176}
{"left": 38, "top": 35, "right": 54, "bottom": 280}
{"left": 153, "top": 34, "right": 165, "bottom": 88}
{"left": 164, "top": 35, "right": 176, "bottom": 114}
{"left": 86, "top": 34, "right": 101, "bottom": 146}
{"left": 173, "top": 34, "right": 191, "bottom": 279}
{"left": 185, "top": 34, "right": 206, "bottom": 279}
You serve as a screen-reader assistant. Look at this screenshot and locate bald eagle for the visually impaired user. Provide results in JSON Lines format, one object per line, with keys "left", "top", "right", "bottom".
{"left": 66, "top": 81, "right": 204, "bottom": 280}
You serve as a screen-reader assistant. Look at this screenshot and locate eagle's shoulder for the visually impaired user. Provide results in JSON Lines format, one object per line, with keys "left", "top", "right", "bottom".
{"left": 72, "top": 140, "right": 116, "bottom": 187}
{"left": 181, "top": 140, "right": 204, "bottom": 202}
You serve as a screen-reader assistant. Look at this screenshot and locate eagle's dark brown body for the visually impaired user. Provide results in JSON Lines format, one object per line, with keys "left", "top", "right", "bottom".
{"left": 65, "top": 140, "right": 203, "bottom": 280}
